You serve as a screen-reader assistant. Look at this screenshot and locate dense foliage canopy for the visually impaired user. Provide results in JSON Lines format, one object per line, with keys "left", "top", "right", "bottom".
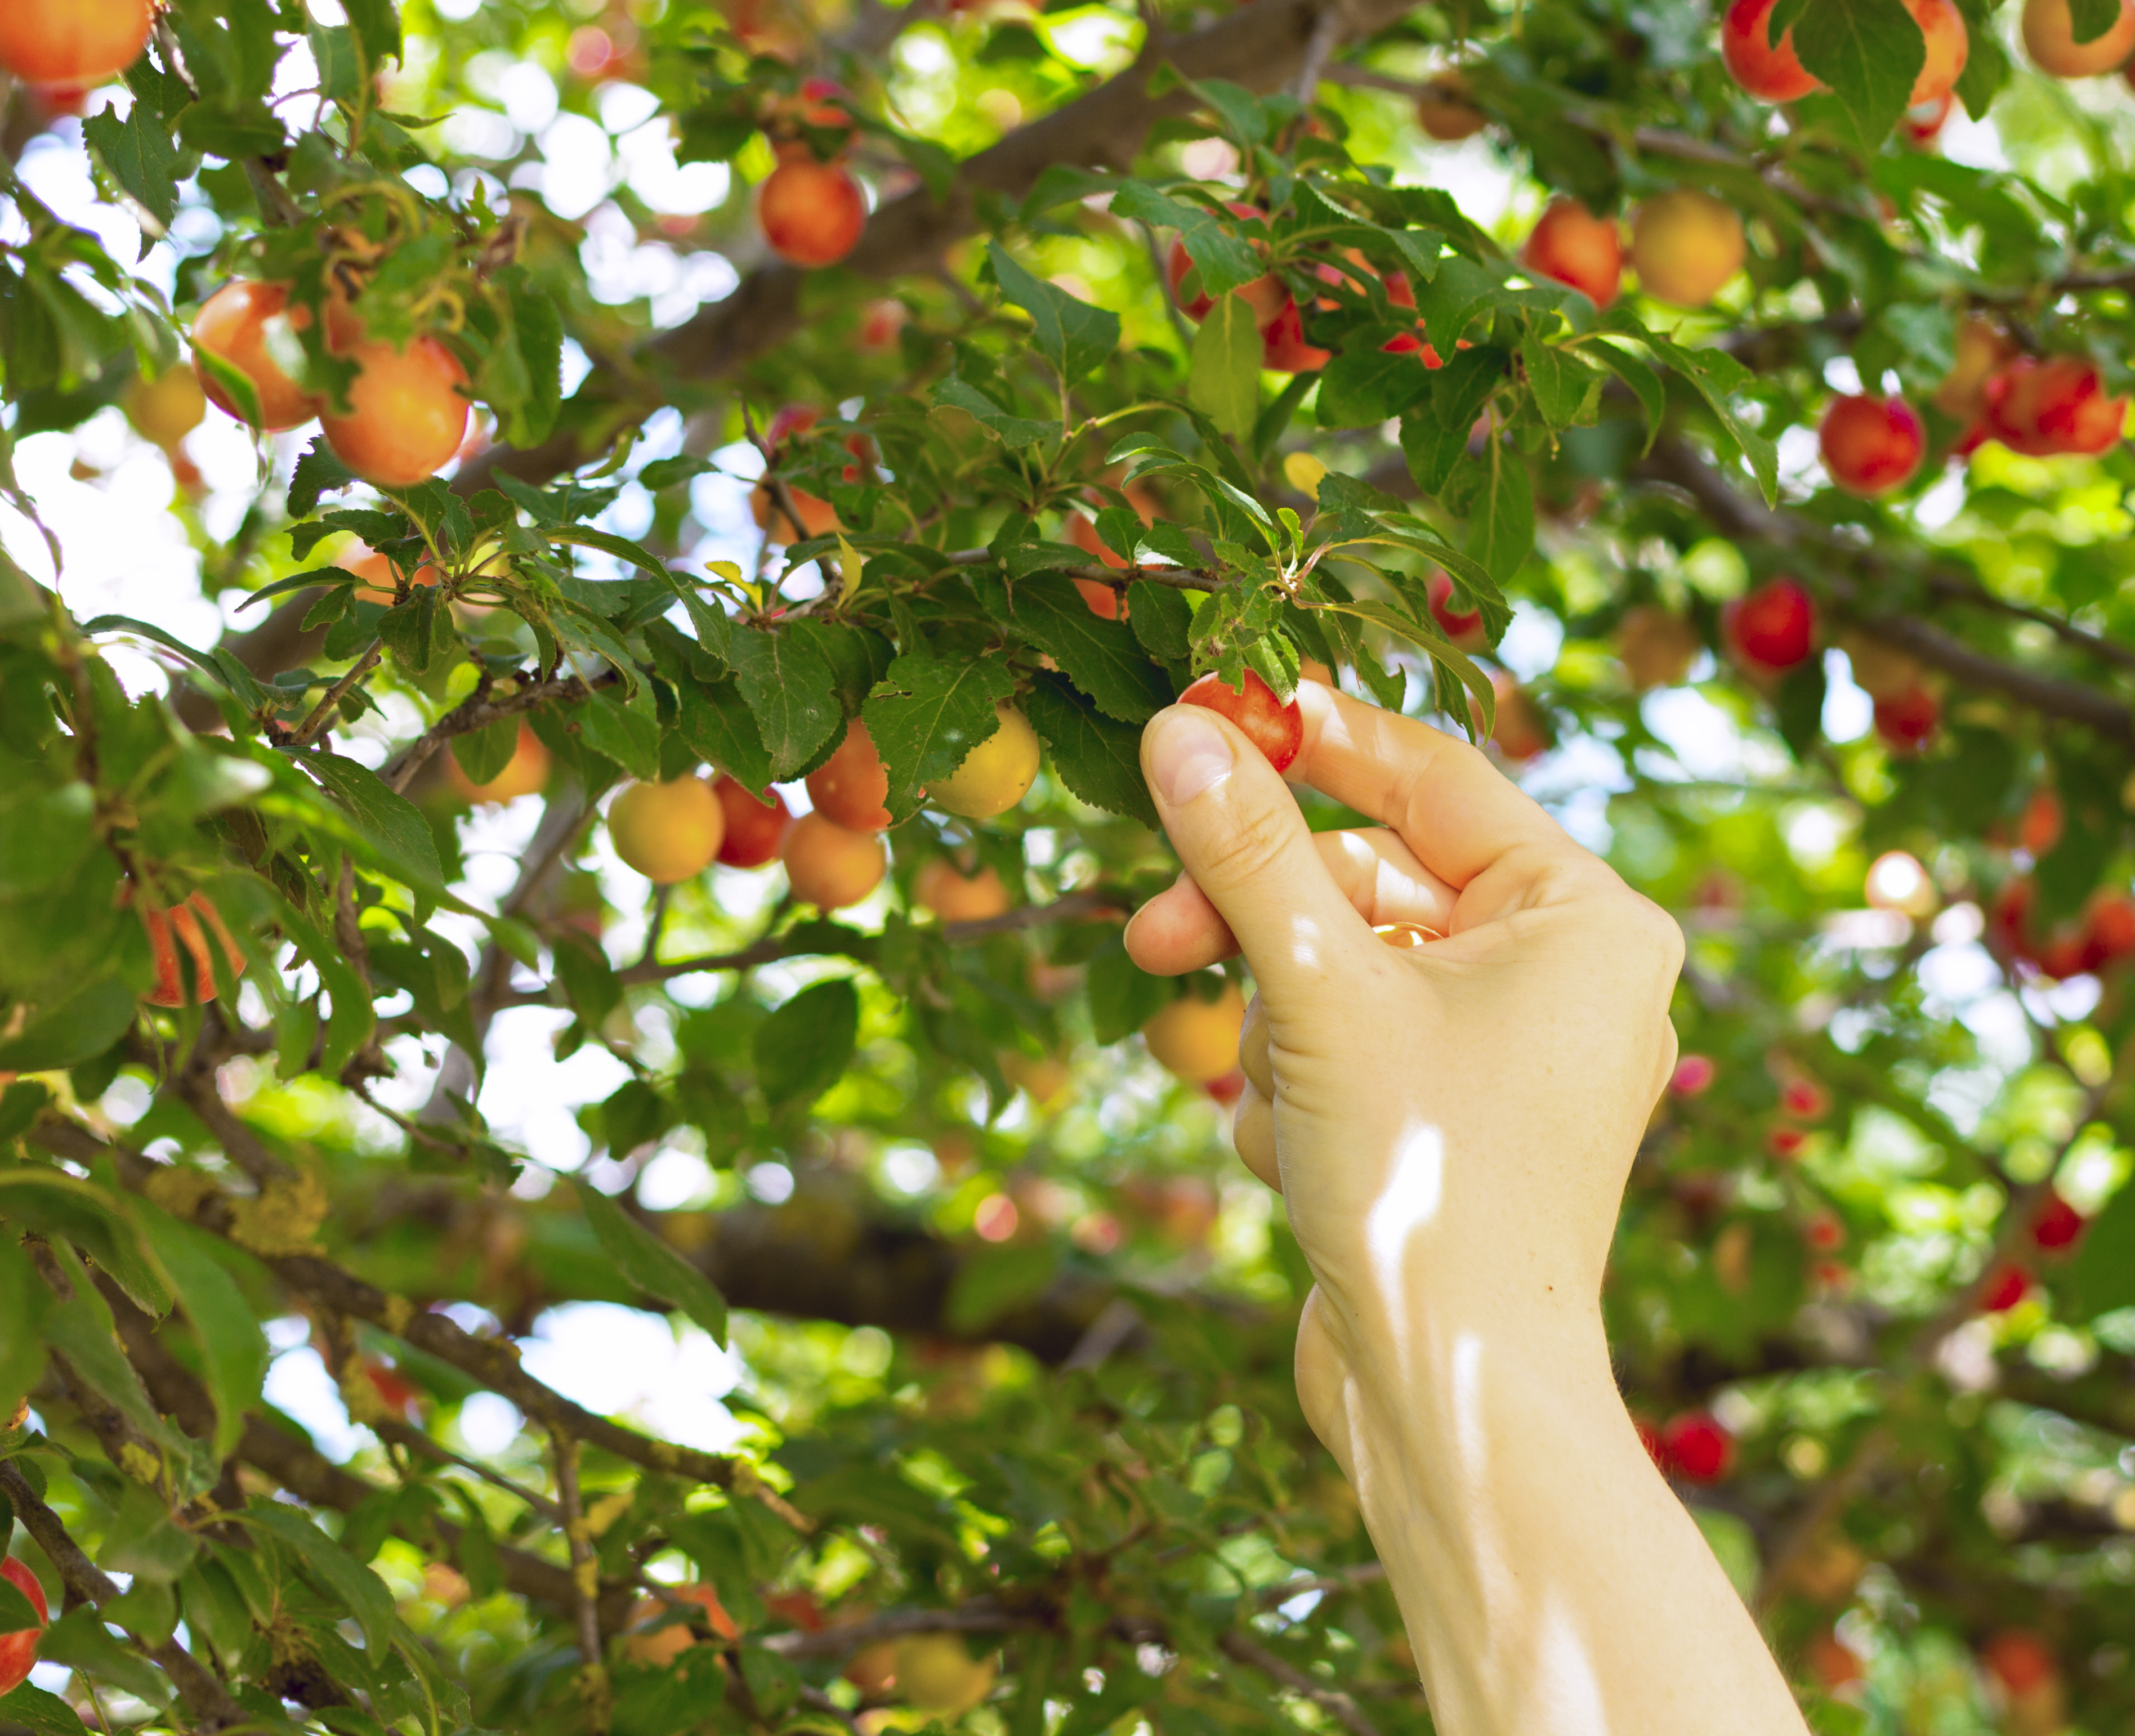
{"left": 6, "top": 0, "right": 2135, "bottom": 1731}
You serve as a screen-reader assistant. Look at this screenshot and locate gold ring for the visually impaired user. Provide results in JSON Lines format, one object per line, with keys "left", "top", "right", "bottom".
{"left": 1373, "top": 921, "right": 1445, "bottom": 949}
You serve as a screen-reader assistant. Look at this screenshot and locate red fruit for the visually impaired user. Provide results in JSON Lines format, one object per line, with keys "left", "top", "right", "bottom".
{"left": 1768, "top": 1126, "right": 1808, "bottom": 1160}
{"left": 1982, "top": 356, "right": 2128, "bottom": 457}
{"left": 712, "top": 777, "right": 793, "bottom": 869}
{"left": 1521, "top": 199, "right": 1621, "bottom": 308}
{"left": 1180, "top": 670, "right": 1304, "bottom": 773}
{"left": 2018, "top": 789, "right": 2063, "bottom": 856}
{"left": 1904, "top": 91, "right": 1953, "bottom": 145}
{"left": 1659, "top": 1411, "right": 1734, "bottom": 1482}
{"left": 2084, "top": 891, "right": 2135, "bottom": 965}
{"left": 1989, "top": 879, "right": 2039, "bottom": 962}
{"left": 765, "top": 1590, "right": 825, "bottom": 1631}
{"left": 1204, "top": 1068, "right": 1247, "bottom": 1106}
{"left": 1780, "top": 1078, "right": 1829, "bottom": 1119}
{"left": 1806, "top": 1212, "right": 1846, "bottom": 1250}
{"left": 1381, "top": 329, "right": 1446, "bottom": 368}
{"left": 1873, "top": 686, "right": 1940, "bottom": 754}
{"left": 192, "top": 281, "right": 321, "bottom": 432}
{"left": 1670, "top": 1054, "right": 1717, "bottom": 1095}
{"left": 1981, "top": 1630, "right": 2058, "bottom": 1696}
{"left": 805, "top": 719, "right": 892, "bottom": 831}
{"left": 1427, "top": 571, "right": 1486, "bottom": 649}
{"left": 142, "top": 893, "right": 245, "bottom": 1008}
{"left": 1722, "top": 0, "right": 1820, "bottom": 99}
{"left": 0, "top": 1556, "right": 48, "bottom": 1697}
{"left": 758, "top": 161, "right": 866, "bottom": 268}
{"left": 1258, "top": 297, "right": 1330, "bottom": 374}
{"left": 2031, "top": 1193, "right": 2087, "bottom": 1252}
{"left": 1723, "top": 578, "right": 1816, "bottom": 672}
{"left": 1807, "top": 1632, "right": 1864, "bottom": 1692}
{"left": 2037, "top": 933, "right": 2091, "bottom": 980}
{"left": 1978, "top": 1261, "right": 2032, "bottom": 1312}
{"left": 0, "top": 0, "right": 153, "bottom": 86}
{"left": 1819, "top": 395, "right": 1926, "bottom": 496}
{"left": 365, "top": 1361, "right": 423, "bottom": 1415}
{"left": 1165, "top": 204, "right": 1281, "bottom": 323}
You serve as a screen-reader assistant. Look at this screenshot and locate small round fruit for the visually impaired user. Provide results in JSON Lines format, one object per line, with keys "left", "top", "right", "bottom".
{"left": 1819, "top": 395, "right": 1926, "bottom": 495}
{"left": 1415, "top": 73, "right": 1487, "bottom": 140}
{"left": 929, "top": 704, "right": 1040, "bottom": 820}
{"left": 1873, "top": 686, "right": 1940, "bottom": 754}
{"left": 1258, "top": 297, "right": 1331, "bottom": 374}
{"left": 321, "top": 335, "right": 471, "bottom": 487}
{"left": 609, "top": 778, "right": 725, "bottom": 884}
{"left": 126, "top": 368, "right": 207, "bottom": 449}
{"left": 191, "top": 281, "right": 320, "bottom": 432}
{"left": 623, "top": 1585, "right": 740, "bottom": 1667}
{"left": 1616, "top": 605, "right": 1702, "bottom": 691}
{"left": 2023, "top": 0, "right": 2135, "bottom": 73}
{"left": 1178, "top": 670, "right": 1303, "bottom": 773}
{"left": 1979, "top": 1261, "right": 2033, "bottom": 1312}
{"left": 1721, "top": 0, "right": 1820, "bottom": 100}
{"left": 448, "top": 723, "right": 550, "bottom": 804}
{"left": 0, "top": 0, "right": 153, "bottom": 85}
{"left": 1982, "top": 356, "right": 2128, "bottom": 456}
{"left": 806, "top": 719, "right": 892, "bottom": 831}
{"left": 1903, "top": 0, "right": 1969, "bottom": 104}
{"left": 750, "top": 480, "right": 839, "bottom": 540}
{"left": 1629, "top": 191, "right": 1745, "bottom": 307}
{"left": 1723, "top": 578, "right": 1816, "bottom": 672}
{"left": 1427, "top": 571, "right": 1485, "bottom": 648}
{"left": 758, "top": 161, "right": 866, "bottom": 268}
{"left": 1521, "top": 199, "right": 1620, "bottom": 309}
{"left": 712, "top": 777, "right": 792, "bottom": 868}
{"left": 894, "top": 1635, "right": 997, "bottom": 1717}
{"left": 915, "top": 857, "right": 1012, "bottom": 921}
{"left": 782, "top": 813, "right": 888, "bottom": 909}
{"left": 1933, "top": 316, "right": 2011, "bottom": 420}
{"left": 142, "top": 893, "right": 245, "bottom": 1008}
{"left": 1142, "top": 982, "right": 1247, "bottom": 1085}
{"left": 0, "top": 1556, "right": 49, "bottom": 1698}
{"left": 1658, "top": 1411, "right": 1734, "bottom": 1482}
{"left": 2032, "top": 1192, "right": 2088, "bottom": 1251}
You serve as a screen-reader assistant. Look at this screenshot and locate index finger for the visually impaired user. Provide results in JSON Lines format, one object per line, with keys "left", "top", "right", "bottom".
{"left": 1290, "top": 680, "right": 1574, "bottom": 889}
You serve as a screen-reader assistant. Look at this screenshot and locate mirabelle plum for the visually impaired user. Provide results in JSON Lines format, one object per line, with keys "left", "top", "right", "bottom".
{"left": 142, "top": 892, "right": 246, "bottom": 1008}
{"left": 1904, "top": 0, "right": 1970, "bottom": 104}
{"left": 1179, "top": 669, "right": 1302, "bottom": 772}
{"left": 191, "top": 282, "right": 321, "bottom": 432}
{"left": 1521, "top": 199, "right": 1620, "bottom": 309}
{"left": 1658, "top": 1411, "right": 1734, "bottom": 1482}
{"left": 1723, "top": 578, "right": 1816, "bottom": 672}
{"left": 1872, "top": 686, "right": 1940, "bottom": 754}
{"left": 915, "top": 857, "right": 1012, "bottom": 921}
{"left": 1721, "top": 0, "right": 1820, "bottom": 100}
{"left": 0, "top": 1556, "right": 49, "bottom": 1697}
{"left": 448, "top": 723, "right": 551, "bottom": 804}
{"left": 758, "top": 160, "right": 866, "bottom": 267}
{"left": 2022, "top": 0, "right": 2135, "bottom": 74}
{"left": 1141, "top": 982, "right": 1246, "bottom": 1084}
{"left": 806, "top": 720, "right": 892, "bottom": 830}
{"left": 712, "top": 777, "right": 792, "bottom": 868}
{"left": 782, "top": 813, "right": 887, "bottom": 909}
{"left": 1982, "top": 356, "right": 2128, "bottom": 456}
{"left": 609, "top": 778, "right": 725, "bottom": 884}
{"left": 894, "top": 1636, "right": 997, "bottom": 1716}
{"left": 1415, "top": 72, "right": 1488, "bottom": 140}
{"left": 0, "top": 0, "right": 153, "bottom": 86}
{"left": 126, "top": 368, "right": 207, "bottom": 450}
{"left": 1065, "top": 513, "right": 1128, "bottom": 618}
{"left": 1629, "top": 191, "right": 1745, "bottom": 307}
{"left": 749, "top": 479, "right": 840, "bottom": 539}
{"left": 321, "top": 336, "right": 471, "bottom": 487}
{"left": 1257, "top": 297, "right": 1330, "bottom": 374}
{"left": 1818, "top": 394, "right": 1926, "bottom": 495}
{"left": 929, "top": 703, "right": 1040, "bottom": 819}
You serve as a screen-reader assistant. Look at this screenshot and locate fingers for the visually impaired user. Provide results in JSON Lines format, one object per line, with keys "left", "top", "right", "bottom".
{"left": 1132, "top": 703, "right": 1375, "bottom": 1004}
{"left": 1231, "top": 1078, "right": 1280, "bottom": 1192}
{"left": 1290, "top": 682, "right": 1577, "bottom": 892}
{"left": 1126, "top": 828, "right": 1456, "bottom": 976}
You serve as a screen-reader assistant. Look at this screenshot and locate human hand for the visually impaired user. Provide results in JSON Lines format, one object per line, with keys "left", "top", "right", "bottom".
{"left": 1125, "top": 680, "right": 1684, "bottom": 1462}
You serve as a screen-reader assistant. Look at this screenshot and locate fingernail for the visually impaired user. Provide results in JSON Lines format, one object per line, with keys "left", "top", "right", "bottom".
{"left": 1148, "top": 706, "right": 1234, "bottom": 806}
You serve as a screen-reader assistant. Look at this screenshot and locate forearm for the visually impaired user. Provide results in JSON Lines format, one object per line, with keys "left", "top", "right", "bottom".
{"left": 1317, "top": 1298, "right": 1809, "bottom": 1736}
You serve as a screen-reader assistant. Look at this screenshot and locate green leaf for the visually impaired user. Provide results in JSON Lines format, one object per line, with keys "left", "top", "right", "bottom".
{"left": 987, "top": 243, "right": 1119, "bottom": 386}
{"left": 0, "top": 977, "right": 136, "bottom": 1074}
{"left": 861, "top": 652, "right": 1016, "bottom": 822}
{"left": 573, "top": 1181, "right": 729, "bottom": 1346}
{"left": 83, "top": 106, "right": 181, "bottom": 228}
{"left": 37, "top": 1609, "right": 171, "bottom": 1707}
{"left": 1585, "top": 340, "right": 1665, "bottom": 454}
{"left": 571, "top": 688, "right": 663, "bottom": 783}
{"left": 1110, "top": 184, "right": 1261, "bottom": 298}
{"left": 1315, "top": 338, "right": 1434, "bottom": 431}
{"left": 0, "top": 1169, "right": 172, "bottom": 1316}
{"left": 1024, "top": 673, "right": 1159, "bottom": 829}
{"left": 933, "top": 378, "right": 1055, "bottom": 448}
{"left": 0, "top": 1683, "right": 90, "bottom": 1736}
{"left": 133, "top": 1203, "right": 270, "bottom": 1460}
{"left": 1518, "top": 335, "right": 1598, "bottom": 428}
{"left": 1397, "top": 346, "right": 1504, "bottom": 496}
{"left": 1086, "top": 932, "right": 1174, "bottom": 1042}
{"left": 236, "top": 1502, "right": 398, "bottom": 1660}
{"left": 1126, "top": 581, "right": 1195, "bottom": 663}
{"left": 47, "top": 1290, "right": 171, "bottom": 1446}
{"left": 673, "top": 675, "right": 776, "bottom": 791}
{"left": 1792, "top": 0, "right": 1924, "bottom": 156}
{"left": 0, "top": 1576, "right": 38, "bottom": 1636}
{"left": 1464, "top": 438, "right": 1535, "bottom": 584}
{"left": 2065, "top": 1179, "right": 2135, "bottom": 1315}
{"left": 945, "top": 1241, "right": 1062, "bottom": 1333}
{"left": 1649, "top": 336, "right": 1780, "bottom": 507}
{"left": 298, "top": 751, "right": 446, "bottom": 891}
{"left": 996, "top": 577, "right": 1172, "bottom": 723}
{"left": 728, "top": 627, "right": 841, "bottom": 781}
{"left": 0, "top": 1236, "right": 53, "bottom": 1427}
{"left": 753, "top": 979, "right": 860, "bottom": 1106}
{"left": 451, "top": 717, "right": 521, "bottom": 788}
{"left": 1187, "top": 292, "right": 1263, "bottom": 441}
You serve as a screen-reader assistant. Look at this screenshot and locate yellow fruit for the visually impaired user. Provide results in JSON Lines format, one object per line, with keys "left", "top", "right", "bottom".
{"left": 1630, "top": 191, "right": 1745, "bottom": 308}
{"left": 609, "top": 779, "right": 725, "bottom": 884}
{"left": 126, "top": 368, "right": 207, "bottom": 449}
{"left": 1141, "top": 982, "right": 1247, "bottom": 1084}
{"left": 915, "top": 858, "right": 1011, "bottom": 921}
{"left": 894, "top": 1634, "right": 997, "bottom": 1716}
{"left": 783, "top": 813, "right": 888, "bottom": 910}
{"left": 928, "top": 704, "right": 1040, "bottom": 820}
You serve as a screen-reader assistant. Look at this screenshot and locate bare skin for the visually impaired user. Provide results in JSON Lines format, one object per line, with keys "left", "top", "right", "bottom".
{"left": 1126, "top": 681, "right": 1811, "bottom": 1736}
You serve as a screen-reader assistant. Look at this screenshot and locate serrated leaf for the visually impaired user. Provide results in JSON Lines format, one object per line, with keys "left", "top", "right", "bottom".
{"left": 933, "top": 377, "right": 1055, "bottom": 448}
{"left": 753, "top": 979, "right": 860, "bottom": 1107}
{"left": 1188, "top": 293, "right": 1262, "bottom": 440}
{"left": 133, "top": 1202, "right": 270, "bottom": 1459}
{"left": 83, "top": 106, "right": 180, "bottom": 228}
{"left": 1793, "top": 0, "right": 1924, "bottom": 155}
{"left": 0, "top": 1170, "right": 172, "bottom": 1316}
{"left": 1315, "top": 337, "right": 1435, "bottom": 430}
{"left": 997, "top": 576, "right": 1172, "bottom": 723}
{"left": 727, "top": 627, "right": 841, "bottom": 781}
{"left": 1465, "top": 438, "right": 1535, "bottom": 584}
{"left": 298, "top": 751, "right": 446, "bottom": 891}
{"left": 673, "top": 675, "right": 775, "bottom": 791}
{"left": 861, "top": 653, "right": 1016, "bottom": 822}
{"left": 0, "top": 1683, "right": 90, "bottom": 1736}
{"left": 988, "top": 242, "right": 1119, "bottom": 386}
{"left": 1110, "top": 184, "right": 1262, "bottom": 298}
{"left": 1023, "top": 672, "right": 1158, "bottom": 828}
{"left": 236, "top": 1504, "right": 397, "bottom": 1661}
{"left": 574, "top": 1182, "right": 728, "bottom": 1346}
{"left": 1518, "top": 335, "right": 1598, "bottom": 428}
{"left": 1398, "top": 346, "right": 1504, "bottom": 496}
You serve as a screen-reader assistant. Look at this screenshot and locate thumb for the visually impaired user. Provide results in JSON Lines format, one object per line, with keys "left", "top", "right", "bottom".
{"left": 1133, "top": 703, "right": 1372, "bottom": 1005}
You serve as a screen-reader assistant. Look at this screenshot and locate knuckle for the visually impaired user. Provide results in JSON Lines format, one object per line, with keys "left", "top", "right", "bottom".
{"left": 1196, "top": 797, "right": 1297, "bottom": 889}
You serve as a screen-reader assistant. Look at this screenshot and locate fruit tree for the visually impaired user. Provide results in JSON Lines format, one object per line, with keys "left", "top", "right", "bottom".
{"left": 3, "top": 0, "right": 2135, "bottom": 1731}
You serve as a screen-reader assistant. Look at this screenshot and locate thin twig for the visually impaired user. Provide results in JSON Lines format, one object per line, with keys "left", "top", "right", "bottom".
{"left": 1219, "top": 1629, "right": 1384, "bottom": 1736}
{"left": 552, "top": 1429, "right": 613, "bottom": 1734}
{"left": 288, "top": 642, "right": 382, "bottom": 746}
